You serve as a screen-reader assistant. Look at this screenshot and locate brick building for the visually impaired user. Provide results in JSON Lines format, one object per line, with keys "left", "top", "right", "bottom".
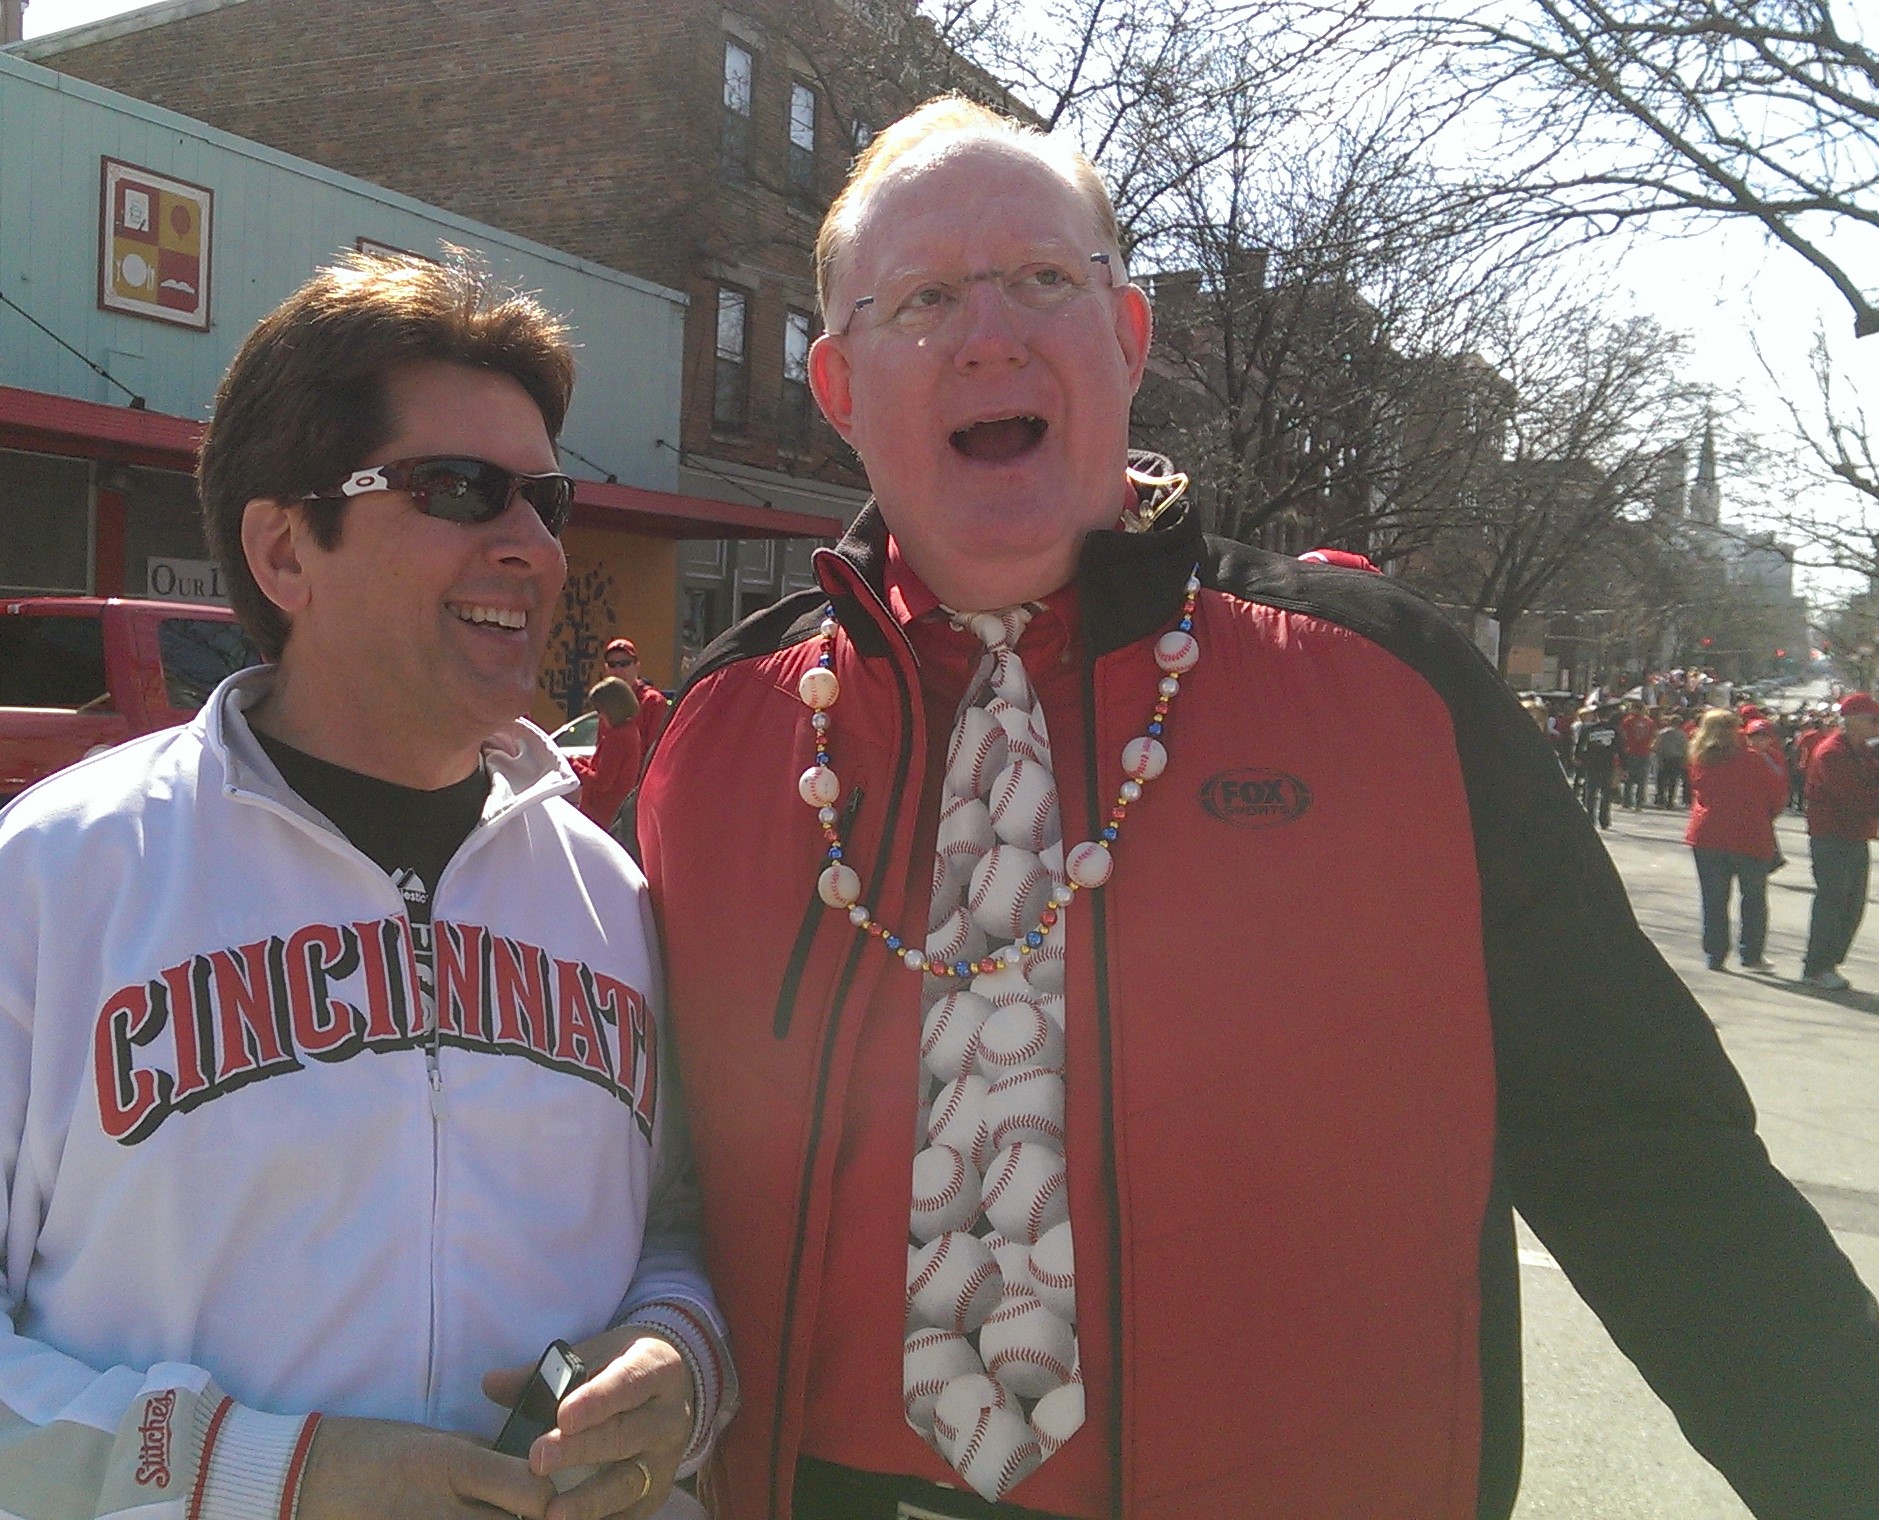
{"left": 19, "top": 0, "right": 1014, "bottom": 666}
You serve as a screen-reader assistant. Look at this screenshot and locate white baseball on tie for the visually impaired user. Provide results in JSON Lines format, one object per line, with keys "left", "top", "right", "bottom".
{"left": 926, "top": 1074, "right": 993, "bottom": 1169}
{"left": 968, "top": 844, "right": 1053, "bottom": 940}
{"left": 1023, "top": 939, "right": 1066, "bottom": 997}
{"left": 931, "top": 1371, "right": 1007, "bottom": 1459}
{"left": 1035, "top": 994, "right": 1066, "bottom": 1032}
{"left": 936, "top": 1377, "right": 1042, "bottom": 1501}
{"left": 910, "top": 1143, "right": 981, "bottom": 1242}
{"left": 979, "top": 1285, "right": 1077, "bottom": 1401}
{"left": 902, "top": 1328, "right": 984, "bottom": 1436}
{"left": 1031, "top": 1377, "right": 1086, "bottom": 1458}
{"left": 922, "top": 989, "right": 994, "bottom": 1082}
{"left": 936, "top": 795, "right": 996, "bottom": 869}
{"left": 974, "top": 1000, "right": 1066, "bottom": 1081}
{"left": 980, "top": 1141, "right": 1070, "bottom": 1244}
{"left": 983, "top": 1228, "right": 1034, "bottom": 1290}
{"left": 908, "top": 1230, "right": 1004, "bottom": 1335}
{"left": 927, "top": 905, "right": 988, "bottom": 970}
{"left": 985, "top": 1065, "right": 1067, "bottom": 1151}
{"left": 989, "top": 759, "right": 1062, "bottom": 852}
{"left": 930, "top": 852, "right": 965, "bottom": 931}
{"left": 1027, "top": 1219, "right": 1077, "bottom": 1320}
{"left": 946, "top": 706, "right": 1010, "bottom": 800}
{"left": 984, "top": 696, "right": 1032, "bottom": 748}
{"left": 967, "top": 962, "right": 1034, "bottom": 1007}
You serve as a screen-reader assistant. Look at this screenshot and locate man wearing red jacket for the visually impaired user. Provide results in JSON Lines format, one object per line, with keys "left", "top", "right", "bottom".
{"left": 1618, "top": 701, "right": 1655, "bottom": 812}
{"left": 1801, "top": 694, "right": 1879, "bottom": 989}
{"left": 633, "top": 97, "right": 1879, "bottom": 1520}
{"left": 604, "top": 636, "right": 671, "bottom": 756}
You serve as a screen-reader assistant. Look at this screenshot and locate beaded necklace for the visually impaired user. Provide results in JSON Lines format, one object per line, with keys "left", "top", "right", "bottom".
{"left": 794, "top": 565, "right": 1203, "bottom": 984}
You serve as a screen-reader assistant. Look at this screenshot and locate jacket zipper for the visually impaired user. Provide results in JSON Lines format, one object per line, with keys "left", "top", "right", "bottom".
{"left": 766, "top": 581, "right": 920, "bottom": 1519}
{"left": 771, "top": 786, "right": 865, "bottom": 1038}
{"left": 1081, "top": 650, "right": 1128, "bottom": 1520}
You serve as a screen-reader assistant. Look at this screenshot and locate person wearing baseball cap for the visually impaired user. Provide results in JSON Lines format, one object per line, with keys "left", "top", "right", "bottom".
{"left": 1801, "top": 693, "right": 1879, "bottom": 989}
{"left": 605, "top": 635, "right": 672, "bottom": 760}
{"left": 629, "top": 95, "right": 1879, "bottom": 1518}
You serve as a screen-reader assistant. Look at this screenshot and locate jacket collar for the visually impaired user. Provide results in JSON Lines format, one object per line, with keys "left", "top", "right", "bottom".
{"left": 816, "top": 452, "right": 1204, "bottom": 660}
{"left": 203, "top": 665, "right": 579, "bottom": 830}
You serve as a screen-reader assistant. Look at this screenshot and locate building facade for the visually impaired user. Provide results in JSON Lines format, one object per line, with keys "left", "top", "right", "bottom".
{"left": 18, "top": 0, "right": 1012, "bottom": 665}
{"left": 0, "top": 48, "right": 831, "bottom": 721}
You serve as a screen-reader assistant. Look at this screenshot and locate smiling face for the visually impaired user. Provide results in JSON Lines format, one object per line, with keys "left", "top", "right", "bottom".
{"left": 810, "top": 139, "right": 1151, "bottom": 610}
{"left": 259, "top": 360, "right": 566, "bottom": 783}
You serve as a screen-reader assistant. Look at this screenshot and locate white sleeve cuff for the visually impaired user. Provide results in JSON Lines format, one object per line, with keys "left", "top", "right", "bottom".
{"left": 619, "top": 1300, "right": 735, "bottom": 1473}
{"left": 191, "top": 1396, "right": 322, "bottom": 1520}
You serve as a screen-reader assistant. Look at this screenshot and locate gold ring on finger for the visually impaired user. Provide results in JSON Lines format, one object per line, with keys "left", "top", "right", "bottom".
{"left": 629, "top": 1456, "right": 653, "bottom": 1503}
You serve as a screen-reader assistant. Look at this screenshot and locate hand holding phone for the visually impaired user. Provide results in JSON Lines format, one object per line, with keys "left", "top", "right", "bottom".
{"left": 494, "top": 1340, "right": 600, "bottom": 1491}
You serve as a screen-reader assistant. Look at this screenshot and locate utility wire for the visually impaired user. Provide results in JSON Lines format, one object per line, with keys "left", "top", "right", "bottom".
{"left": 558, "top": 440, "right": 618, "bottom": 484}
{"left": 655, "top": 437, "right": 774, "bottom": 509}
{"left": 0, "top": 288, "right": 146, "bottom": 409}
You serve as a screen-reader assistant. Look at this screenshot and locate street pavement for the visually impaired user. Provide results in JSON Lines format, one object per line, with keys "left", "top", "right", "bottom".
{"left": 1510, "top": 798, "right": 1879, "bottom": 1519}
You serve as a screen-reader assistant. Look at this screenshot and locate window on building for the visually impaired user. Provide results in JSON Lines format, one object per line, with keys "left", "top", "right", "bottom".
{"left": 852, "top": 116, "right": 875, "bottom": 156}
{"left": 782, "top": 309, "right": 813, "bottom": 448}
{"left": 788, "top": 81, "right": 818, "bottom": 204}
{"left": 722, "top": 40, "right": 753, "bottom": 180}
{"left": 0, "top": 450, "right": 90, "bottom": 595}
{"left": 714, "top": 286, "right": 750, "bottom": 431}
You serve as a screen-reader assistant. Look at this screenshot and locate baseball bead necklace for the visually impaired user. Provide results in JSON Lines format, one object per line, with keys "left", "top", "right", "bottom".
{"left": 795, "top": 565, "right": 1203, "bottom": 984}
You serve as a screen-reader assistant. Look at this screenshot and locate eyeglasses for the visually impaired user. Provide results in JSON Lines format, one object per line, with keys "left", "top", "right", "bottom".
{"left": 605, "top": 657, "right": 634, "bottom": 668}
{"left": 834, "top": 252, "right": 1116, "bottom": 338}
{"left": 306, "top": 456, "right": 576, "bottom": 537}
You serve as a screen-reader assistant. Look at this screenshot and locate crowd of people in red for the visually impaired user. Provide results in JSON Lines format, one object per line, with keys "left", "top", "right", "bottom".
{"left": 1523, "top": 691, "right": 1879, "bottom": 988}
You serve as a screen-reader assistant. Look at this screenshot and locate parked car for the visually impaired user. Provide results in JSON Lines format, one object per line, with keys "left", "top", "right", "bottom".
{"left": 0, "top": 597, "right": 259, "bottom": 805}
{"left": 549, "top": 710, "right": 598, "bottom": 761}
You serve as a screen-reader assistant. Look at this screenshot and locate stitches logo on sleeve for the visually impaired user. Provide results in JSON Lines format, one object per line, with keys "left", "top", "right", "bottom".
{"left": 90, "top": 918, "right": 658, "bottom": 1146}
{"left": 133, "top": 1390, "right": 176, "bottom": 1487}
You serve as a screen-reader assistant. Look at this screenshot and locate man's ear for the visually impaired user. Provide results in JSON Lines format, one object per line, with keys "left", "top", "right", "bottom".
{"left": 240, "top": 498, "right": 314, "bottom": 616}
{"left": 1116, "top": 282, "right": 1153, "bottom": 394}
{"left": 808, "top": 333, "right": 855, "bottom": 441}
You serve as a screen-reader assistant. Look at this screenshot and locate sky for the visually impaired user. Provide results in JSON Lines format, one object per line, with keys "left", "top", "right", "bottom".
{"left": 17, "top": 0, "right": 1877, "bottom": 601}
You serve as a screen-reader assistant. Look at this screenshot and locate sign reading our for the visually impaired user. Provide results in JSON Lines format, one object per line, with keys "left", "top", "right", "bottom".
{"left": 147, "top": 558, "right": 227, "bottom": 604}
{"left": 100, "top": 158, "right": 213, "bottom": 330}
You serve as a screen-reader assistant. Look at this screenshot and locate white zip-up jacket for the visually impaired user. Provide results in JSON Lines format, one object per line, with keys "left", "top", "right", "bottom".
{"left": 0, "top": 669, "right": 733, "bottom": 1519}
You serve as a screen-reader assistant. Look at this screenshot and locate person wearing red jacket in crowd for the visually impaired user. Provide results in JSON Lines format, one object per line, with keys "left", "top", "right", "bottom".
{"left": 1801, "top": 693, "right": 1879, "bottom": 989}
{"left": 1686, "top": 710, "right": 1788, "bottom": 972}
{"left": 631, "top": 95, "right": 1879, "bottom": 1520}
{"left": 1795, "top": 719, "right": 1829, "bottom": 812}
{"left": 604, "top": 637, "right": 671, "bottom": 758}
{"left": 571, "top": 676, "right": 642, "bottom": 828}
{"left": 1618, "top": 701, "right": 1655, "bottom": 811}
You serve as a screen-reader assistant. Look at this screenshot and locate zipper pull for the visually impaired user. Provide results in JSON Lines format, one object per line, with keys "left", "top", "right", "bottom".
{"left": 426, "top": 1045, "right": 442, "bottom": 1114}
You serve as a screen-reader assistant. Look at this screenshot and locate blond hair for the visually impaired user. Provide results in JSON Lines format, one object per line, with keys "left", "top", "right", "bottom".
{"left": 814, "top": 94, "right": 1123, "bottom": 325}
{"left": 1689, "top": 708, "right": 1742, "bottom": 768}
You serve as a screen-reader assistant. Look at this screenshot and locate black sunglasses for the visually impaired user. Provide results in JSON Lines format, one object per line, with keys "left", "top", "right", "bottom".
{"left": 306, "top": 456, "right": 576, "bottom": 537}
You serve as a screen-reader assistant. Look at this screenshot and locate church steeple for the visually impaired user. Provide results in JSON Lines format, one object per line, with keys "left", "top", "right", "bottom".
{"left": 1690, "top": 417, "right": 1720, "bottom": 526}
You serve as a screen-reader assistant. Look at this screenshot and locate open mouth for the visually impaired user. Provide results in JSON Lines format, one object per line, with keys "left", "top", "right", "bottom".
{"left": 950, "top": 415, "right": 1047, "bottom": 463}
{"left": 450, "top": 603, "right": 527, "bottom": 632}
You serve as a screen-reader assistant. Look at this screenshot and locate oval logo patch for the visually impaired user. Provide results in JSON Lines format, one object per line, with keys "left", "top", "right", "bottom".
{"left": 1199, "top": 768, "right": 1312, "bottom": 827}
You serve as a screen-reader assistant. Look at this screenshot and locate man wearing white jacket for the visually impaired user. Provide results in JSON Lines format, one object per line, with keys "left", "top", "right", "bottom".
{"left": 0, "top": 253, "right": 732, "bottom": 1520}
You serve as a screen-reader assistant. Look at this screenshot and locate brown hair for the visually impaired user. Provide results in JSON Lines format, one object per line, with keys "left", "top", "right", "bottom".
{"left": 815, "top": 94, "right": 1123, "bottom": 326}
{"left": 1689, "top": 708, "right": 1742, "bottom": 768}
{"left": 197, "top": 249, "right": 576, "bottom": 660}
{"left": 587, "top": 676, "right": 639, "bottom": 726}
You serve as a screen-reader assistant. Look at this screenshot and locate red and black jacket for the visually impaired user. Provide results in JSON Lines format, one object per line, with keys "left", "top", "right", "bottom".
{"left": 634, "top": 482, "right": 1879, "bottom": 1520}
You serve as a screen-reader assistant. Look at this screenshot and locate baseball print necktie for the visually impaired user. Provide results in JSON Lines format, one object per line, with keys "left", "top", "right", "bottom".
{"left": 904, "top": 606, "right": 1084, "bottom": 1500}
